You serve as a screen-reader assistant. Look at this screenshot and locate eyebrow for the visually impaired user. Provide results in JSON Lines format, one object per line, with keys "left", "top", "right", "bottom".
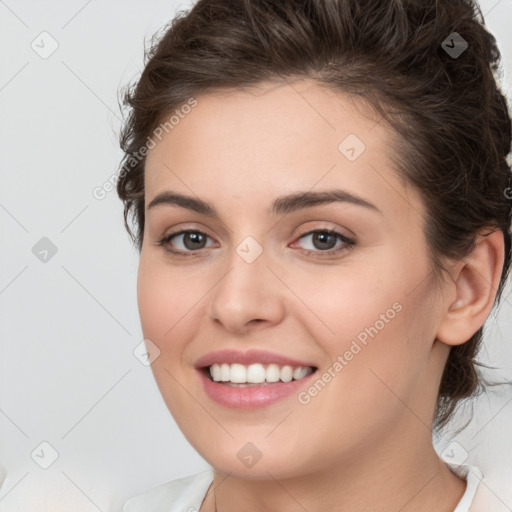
{"left": 146, "top": 189, "right": 382, "bottom": 216}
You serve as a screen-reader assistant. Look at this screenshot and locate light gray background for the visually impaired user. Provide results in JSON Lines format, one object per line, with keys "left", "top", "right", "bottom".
{"left": 0, "top": 1, "right": 511, "bottom": 511}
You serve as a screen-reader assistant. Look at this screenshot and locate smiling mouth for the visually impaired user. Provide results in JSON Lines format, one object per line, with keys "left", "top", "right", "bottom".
{"left": 204, "top": 363, "right": 317, "bottom": 387}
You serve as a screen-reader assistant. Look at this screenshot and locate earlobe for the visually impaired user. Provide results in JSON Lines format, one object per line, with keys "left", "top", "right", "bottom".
{"left": 436, "top": 229, "right": 505, "bottom": 347}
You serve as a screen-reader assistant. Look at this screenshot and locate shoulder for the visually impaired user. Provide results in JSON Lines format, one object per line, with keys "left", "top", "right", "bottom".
{"left": 123, "top": 468, "right": 214, "bottom": 512}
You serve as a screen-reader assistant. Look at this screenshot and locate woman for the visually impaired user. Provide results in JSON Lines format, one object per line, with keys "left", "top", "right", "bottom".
{"left": 116, "top": 0, "right": 512, "bottom": 510}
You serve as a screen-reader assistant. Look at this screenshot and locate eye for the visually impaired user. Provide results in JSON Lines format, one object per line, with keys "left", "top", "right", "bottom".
{"left": 157, "top": 230, "right": 216, "bottom": 256}
{"left": 293, "top": 229, "right": 356, "bottom": 255}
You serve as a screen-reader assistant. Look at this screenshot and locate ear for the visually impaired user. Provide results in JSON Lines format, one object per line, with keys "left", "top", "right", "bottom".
{"left": 436, "top": 229, "right": 505, "bottom": 346}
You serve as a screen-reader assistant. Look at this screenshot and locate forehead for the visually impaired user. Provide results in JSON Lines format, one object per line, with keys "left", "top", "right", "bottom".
{"left": 153, "top": 79, "right": 387, "bottom": 150}
{"left": 143, "top": 79, "right": 418, "bottom": 219}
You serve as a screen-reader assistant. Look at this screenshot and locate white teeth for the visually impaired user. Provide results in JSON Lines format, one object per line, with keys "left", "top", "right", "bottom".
{"left": 220, "top": 363, "right": 230, "bottom": 382}
{"left": 247, "top": 363, "right": 266, "bottom": 383}
{"left": 230, "top": 363, "right": 246, "bottom": 383}
{"left": 208, "top": 363, "right": 313, "bottom": 384}
{"left": 211, "top": 364, "right": 221, "bottom": 382}
{"left": 293, "top": 367, "right": 309, "bottom": 380}
{"left": 210, "top": 365, "right": 219, "bottom": 382}
{"left": 266, "top": 363, "right": 280, "bottom": 382}
{"left": 280, "top": 365, "right": 293, "bottom": 383}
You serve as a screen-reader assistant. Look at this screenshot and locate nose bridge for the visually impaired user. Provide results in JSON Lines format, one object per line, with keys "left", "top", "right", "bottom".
{"left": 208, "top": 235, "right": 285, "bottom": 331}
{"left": 216, "top": 236, "right": 270, "bottom": 305}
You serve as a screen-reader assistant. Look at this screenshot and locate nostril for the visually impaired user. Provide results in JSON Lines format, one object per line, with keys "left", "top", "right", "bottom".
{"left": 247, "top": 319, "right": 265, "bottom": 327}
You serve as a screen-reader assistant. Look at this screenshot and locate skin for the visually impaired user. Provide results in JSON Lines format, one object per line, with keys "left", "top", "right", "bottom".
{"left": 137, "top": 79, "right": 504, "bottom": 512}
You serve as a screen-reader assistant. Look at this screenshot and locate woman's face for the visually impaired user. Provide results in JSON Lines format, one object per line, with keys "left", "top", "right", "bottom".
{"left": 138, "top": 79, "right": 449, "bottom": 478}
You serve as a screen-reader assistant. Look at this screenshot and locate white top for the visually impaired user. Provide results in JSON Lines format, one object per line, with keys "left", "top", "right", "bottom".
{"left": 123, "top": 461, "right": 483, "bottom": 512}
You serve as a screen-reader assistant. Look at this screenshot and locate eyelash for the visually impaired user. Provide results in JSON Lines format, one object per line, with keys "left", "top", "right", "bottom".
{"left": 156, "top": 228, "right": 356, "bottom": 259}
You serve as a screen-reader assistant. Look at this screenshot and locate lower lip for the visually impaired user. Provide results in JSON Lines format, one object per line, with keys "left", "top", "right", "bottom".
{"left": 198, "top": 370, "right": 316, "bottom": 409}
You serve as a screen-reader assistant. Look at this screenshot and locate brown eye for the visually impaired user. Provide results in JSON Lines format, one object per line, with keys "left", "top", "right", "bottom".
{"left": 180, "top": 231, "right": 208, "bottom": 250}
{"left": 158, "top": 230, "right": 215, "bottom": 255}
{"left": 311, "top": 231, "right": 338, "bottom": 250}
{"left": 296, "top": 229, "right": 355, "bottom": 254}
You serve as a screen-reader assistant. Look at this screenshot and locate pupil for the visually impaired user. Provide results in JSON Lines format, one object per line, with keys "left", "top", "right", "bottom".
{"left": 185, "top": 232, "right": 205, "bottom": 250}
{"left": 313, "top": 232, "right": 336, "bottom": 250}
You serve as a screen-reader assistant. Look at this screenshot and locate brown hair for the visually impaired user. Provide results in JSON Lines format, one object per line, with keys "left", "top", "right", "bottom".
{"left": 116, "top": 0, "right": 512, "bottom": 432}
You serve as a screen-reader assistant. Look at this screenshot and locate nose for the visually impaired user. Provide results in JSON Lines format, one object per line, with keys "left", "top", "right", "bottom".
{"left": 208, "top": 246, "right": 286, "bottom": 335}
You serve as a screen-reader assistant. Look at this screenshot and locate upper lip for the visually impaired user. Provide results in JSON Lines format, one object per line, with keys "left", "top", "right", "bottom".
{"left": 194, "top": 349, "right": 316, "bottom": 369}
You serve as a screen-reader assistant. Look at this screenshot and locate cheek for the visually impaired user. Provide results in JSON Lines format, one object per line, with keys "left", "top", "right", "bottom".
{"left": 277, "top": 259, "right": 404, "bottom": 352}
{"left": 310, "top": 281, "right": 439, "bottom": 424}
{"left": 136, "top": 256, "right": 196, "bottom": 401}
{"left": 136, "top": 257, "right": 197, "bottom": 413}
{"left": 289, "top": 250, "right": 438, "bottom": 397}
{"left": 137, "top": 262, "right": 171, "bottom": 343}
{"left": 137, "top": 254, "right": 201, "bottom": 344}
